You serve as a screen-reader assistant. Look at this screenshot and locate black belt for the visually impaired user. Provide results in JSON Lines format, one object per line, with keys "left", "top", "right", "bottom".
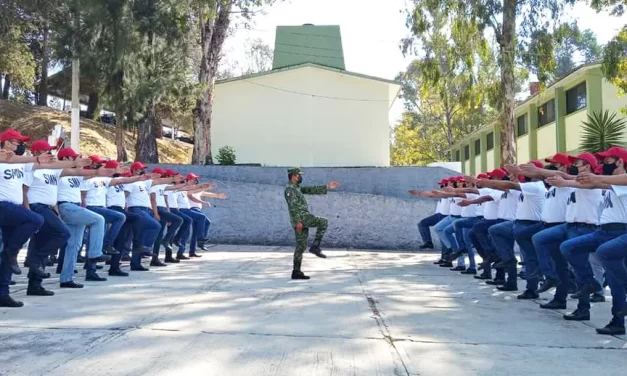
{"left": 516, "top": 219, "right": 540, "bottom": 225}
{"left": 600, "top": 223, "right": 627, "bottom": 231}
{"left": 543, "top": 222, "right": 562, "bottom": 228}
{"left": 58, "top": 201, "right": 79, "bottom": 206}
{"left": 30, "top": 203, "right": 53, "bottom": 209}
{"left": 567, "top": 222, "right": 598, "bottom": 229}
{"left": 450, "top": 215, "right": 461, "bottom": 218}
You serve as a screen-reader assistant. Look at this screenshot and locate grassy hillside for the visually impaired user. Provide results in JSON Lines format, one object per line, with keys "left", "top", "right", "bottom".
{"left": 0, "top": 101, "right": 192, "bottom": 163}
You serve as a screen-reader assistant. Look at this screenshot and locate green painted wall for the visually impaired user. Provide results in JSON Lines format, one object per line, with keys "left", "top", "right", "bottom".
{"left": 273, "top": 25, "right": 346, "bottom": 70}
{"left": 555, "top": 87, "right": 567, "bottom": 152}
{"left": 528, "top": 104, "right": 538, "bottom": 160}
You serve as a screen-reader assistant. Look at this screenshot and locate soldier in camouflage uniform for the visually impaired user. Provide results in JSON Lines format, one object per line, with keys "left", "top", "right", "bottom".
{"left": 284, "top": 168, "right": 340, "bottom": 280}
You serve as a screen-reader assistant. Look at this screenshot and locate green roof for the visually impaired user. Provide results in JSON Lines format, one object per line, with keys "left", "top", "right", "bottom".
{"left": 272, "top": 25, "right": 345, "bottom": 70}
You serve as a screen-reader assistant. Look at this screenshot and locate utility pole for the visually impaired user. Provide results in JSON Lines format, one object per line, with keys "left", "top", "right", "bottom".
{"left": 70, "top": 6, "right": 80, "bottom": 151}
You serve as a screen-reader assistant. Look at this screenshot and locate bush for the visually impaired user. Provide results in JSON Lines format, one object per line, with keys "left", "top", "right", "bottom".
{"left": 216, "top": 146, "right": 236, "bottom": 165}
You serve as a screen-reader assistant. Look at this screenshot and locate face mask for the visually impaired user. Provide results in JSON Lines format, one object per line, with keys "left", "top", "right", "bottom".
{"left": 545, "top": 165, "right": 558, "bottom": 171}
{"left": 139, "top": 171, "right": 146, "bottom": 175}
{"left": 14, "top": 144, "right": 26, "bottom": 156}
{"left": 567, "top": 166, "right": 579, "bottom": 175}
{"left": 297, "top": 175, "right": 303, "bottom": 184}
{"left": 502, "top": 176, "right": 510, "bottom": 181}
{"left": 602, "top": 163, "right": 618, "bottom": 176}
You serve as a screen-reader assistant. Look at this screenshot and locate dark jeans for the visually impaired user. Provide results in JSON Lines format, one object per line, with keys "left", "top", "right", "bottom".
{"left": 532, "top": 223, "right": 598, "bottom": 303}
{"left": 597, "top": 234, "right": 627, "bottom": 325}
{"left": 191, "top": 207, "right": 211, "bottom": 240}
{"left": 418, "top": 213, "right": 444, "bottom": 245}
{"left": 153, "top": 207, "right": 183, "bottom": 257}
{"left": 0, "top": 201, "right": 44, "bottom": 295}
{"left": 561, "top": 227, "right": 624, "bottom": 311}
{"left": 108, "top": 206, "right": 140, "bottom": 270}
{"left": 180, "top": 208, "right": 206, "bottom": 254}
{"left": 26, "top": 204, "right": 71, "bottom": 286}
{"left": 489, "top": 220, "right": 518, "bottom": 285}
{"left": 471, "top": 218, "right": 503, "bottom": 259}
{"left": 453, "top": 217, "right": 482, "bottom": 269}
{"left": 171, "top": 208, "right": 192, "bottom": 252}
{"left": 128, "top": 207, "right": 161, "bottom": 248}
{"left": 513, "top": 220, "right": 545, "bottom": 292}
{"left": 86, "top": 206, "right": 126, "bottom": 248}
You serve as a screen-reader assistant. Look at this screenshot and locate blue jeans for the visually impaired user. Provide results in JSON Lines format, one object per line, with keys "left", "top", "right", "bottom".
{"left": 0, "top": 202, "right": 44, "bottom": 295}
{"left": 108, "top": 206, "right": 140, "bottom": 270}
{"left": 181, "top": 208, "right": 207, "bottom": 254}
{"left": 560, "top": 228, "right": 622, "bottom": 310}
{"left": 418, "top": 213, "right": 444, "bottom": 245}
{"left": 532, "top": 223, "right": 598, "bottom": 303}
{"left": 434, "top": 216, "right": 455, "bottom": 249}
{"left": 86, "top": 206, "right": 126, "bottom": 248}
{"left": 153, "top": 207, "right": 183, "bottom": 257}
{"left": 27, "top": 204, "right": 71, "bottom": 286}
{"left": 171, "top": 208, "right": 192, "bottom": 252}
{"left": 128, "top": 207, "right": 161, "bottom": 249}
{"left": 513, "top": 221, "right": 545, "bottom": 292}
{"left": 453, "top": 217, "right": 482, "bottom": 269}
{"left": 489, "top": 221, "right": 517, "bottom": 285}
{"left": 191, "top": 208, "right": 211, "bottom": 240}
{"left": 597, "top": 234, "right": 627, "bottom": 325}
{"left": 471, "top": 218, "right": 503, "bottom": 260}
{"left": 58, "top": 203, "right": 105, "bottom": 283}
{"left": 442, "top": 218, "right": 465, "bottom": 267}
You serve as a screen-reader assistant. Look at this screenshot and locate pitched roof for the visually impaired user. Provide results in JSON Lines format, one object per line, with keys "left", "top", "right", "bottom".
{"left": 272, "top": 25, "right": 345, "bottom": 70}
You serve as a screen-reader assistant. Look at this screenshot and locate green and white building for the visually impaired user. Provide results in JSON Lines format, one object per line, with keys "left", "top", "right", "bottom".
{"left": 449, "top": 63, "right": 627, "bottom": 174}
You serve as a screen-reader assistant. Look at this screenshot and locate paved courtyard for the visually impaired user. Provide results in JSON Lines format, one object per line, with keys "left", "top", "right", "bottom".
{"left": 1, "top": 245, "right": 626, "bottom": 376}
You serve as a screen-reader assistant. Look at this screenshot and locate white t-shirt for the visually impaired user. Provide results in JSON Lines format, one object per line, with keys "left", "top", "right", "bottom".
{"left": 516, "top": 181, "right": 546, "bottom": 221}
{"left": 479, "top": 188, "right": 499, "bottom": 220}
{"left": 165, "top": 190, "right": 178, "bottom": 209}
{"left": 125, "top": 180, "right": 153, "bottom": 208}
{"left": 435, "top": 199, "right": 443, "bottom": 214}
{"left": 57, "top": 176, "right": 84, "bottom": 204}
{"left": 599, "top": 186, "right": 627, "bottom": 224}
{"left": 440, "top": 198, "right": 451, "bottom": 215}
{"left": 177, "top": 191, "right": 191, "bottom": 209}
{"left": 461, "top": 193, "right": 479, "bottom": 217}
{"left": 493, "top": 190, "right": 521, "bottom": 220}
{"left": 565, "top": 188, "right": 603, "bottom": 225}
{"left": 542, "top": 186, "right": 572, "bottom": 223}
{"left": 190, "top": 192, "right": 203, "bottom": 209}
{"left": 0, "top": 163, "right": 33, "bottom": 205}
{"left": 151, "top": 184, "right": 168, "bottom": 208}
{"left": 449, "top": 198, "right": 463, "bottom": 216}
{"left": 106, "top": 184, "right": 126, "bottom": 208}
{"left": 24, "top": 168, "right": 62, "bottom": 206}
{"left": 81, "top": 177, "right": 112, "bottom": 207}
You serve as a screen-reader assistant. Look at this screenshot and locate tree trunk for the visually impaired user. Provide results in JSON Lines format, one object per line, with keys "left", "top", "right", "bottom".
{"left": 37, "top": 24, "right": 50, "bottom": 106}
{"left": 499, "top": 0, "right": 518, "bottom": 166}
{"left": 114, "top": 71, "right": 128, "bottom": 162}
{"left": 136, "top": 102, "right": 159, "bottom": 163}
{"left": 1, "top": 75, "right": 10, "bottom": 99}
{"left": 192, "top": 2, "right": 233, "bottom": 165}
{"left": 86, "top": 91, "right": 100, "bottom": 120}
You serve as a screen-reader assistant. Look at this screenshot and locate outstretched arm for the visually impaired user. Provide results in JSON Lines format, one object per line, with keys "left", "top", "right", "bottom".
{"left": 458, "top": 195, "right": 494, "bottom": 207}
{"left": 577, "top": 172, "right": 627, "bottom": 188}
{"left": 546, "top": 175, "right": 600, "bottom": 189}
{"left": 475, "top": 179, "right": 520, "bottom": 192}
{"left": 519, "top": 163, "right": 575, "bottom": 180}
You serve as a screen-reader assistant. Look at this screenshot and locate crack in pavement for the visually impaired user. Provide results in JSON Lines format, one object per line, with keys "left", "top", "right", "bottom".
{"left": 391, "top": 337, "right": 627, "bottom": 351}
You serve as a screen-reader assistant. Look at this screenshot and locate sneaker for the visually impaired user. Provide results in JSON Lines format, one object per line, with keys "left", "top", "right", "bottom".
{"left": 149, "top": 259, "right": 168, "bottom": 267}
{"left": 590, "top": 293, "right": 606, "bottom": 303}
{"left": 537, "top": 277, "right": 561, "bottom": 294}
{"left": 485, "top": 279, "right": 506, "bottom": 286}
{"left": 60, "top": 281, "right": 84, "bottom": 289}
{"left": 450, "top": 266, "right": 466, "bottom": 272}
{"left": 517, "top": 290, "right": 540, "bottom": 300}
{"left": 291, "top": 270, "right": 310, "bottom": 280}
{"left": 433, "top": 259, "right": 444, "bottom": 265}
{"left": 419, "top": 242, "right": 434, "bottom": 250}
{"left": 176, "top": 253, "right": 190, "bottom": 260}
{"left": 460, "top": 268, "right": 477, "bottom": 275}
{"left": 188, "top": 253, "right": 202, "bottom": 258}
{"left": 108, "top": 269, "right": 129, "bottom": 277}
{"left": 439, "top": 261, "right": 454, "bottom": 268}
{"left": 497, "top": 285, "right": 518, "bottom": 292}
{"left": 0, "top": 295, "right": 23, "bottom": 308}
{"left": 563, "top": 309, "right": 590, "bottom": 321}
{"left": 540, "top": 300, "right": 567, "bottom": 310}
{"left": 89, "top": 255, "right": 111, "bottom": 263}
{"left": 164, "top": 257, "right": 180, "bottom": 264}
{"left": 596, "top": 322, "right": 626, "bottom": 335}
{"left": 474, "top": 273, "right": 492, "bottom": 280}
{"left": 85, "top": 273, "right": 107, "bottom": 282}
{"left": 26, "top": 286, "right": 55, "bottom": 296}
{"left": 131, "top": 265, "right": 149, "bottom": 271}
{"left": 580, "top": 281, "right": 603, "bottom": 296}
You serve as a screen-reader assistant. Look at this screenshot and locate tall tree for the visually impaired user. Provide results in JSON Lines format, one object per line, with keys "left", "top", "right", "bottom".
{"left": 406, "top": 0, "right": 575, "bottom": 165}
{"left": 191, "top": 0, "right": 274, "bottom": 165}
{"left": 243, "top": 37, "right": 273, "bottom": 74}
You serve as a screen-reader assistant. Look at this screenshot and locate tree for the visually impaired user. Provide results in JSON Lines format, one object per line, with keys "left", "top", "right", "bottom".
{"left": 391, "top": 112, "right": 448, "bottom": 166}
{"left": 191, "top": 0, "right": 275, "bottom": 165}
{"left": 243, "top": 37, "right": 272, "bottom": 74}
{"left": 406, "top": 0, "right": 575, "bottom": 166}
{"left": 579, "top": 110, "right": 627, "bottom": 153}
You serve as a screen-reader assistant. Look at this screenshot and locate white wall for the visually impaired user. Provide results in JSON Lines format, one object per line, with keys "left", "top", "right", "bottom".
{"left": 211, "top": 66, "right": 394, "bottom": 166}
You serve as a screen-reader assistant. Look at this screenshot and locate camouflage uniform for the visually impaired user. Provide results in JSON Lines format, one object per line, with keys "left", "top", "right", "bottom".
{"left": 284, "top": 168, "right": 328, "bottom": 271}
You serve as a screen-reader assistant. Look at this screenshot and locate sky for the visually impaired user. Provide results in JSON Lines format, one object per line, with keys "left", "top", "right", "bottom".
{"left": 222, "top": 0, "right": 627, "bottom": 126}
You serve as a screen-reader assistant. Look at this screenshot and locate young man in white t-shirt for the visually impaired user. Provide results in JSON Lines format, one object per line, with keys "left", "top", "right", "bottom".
{"left": 531, "top": 152, "right": 603, "bottom": 312}
{"left": 430, "top": 177, "right": 468, "bottom": 270}
{"left": 413, "top": 178, "right": 450, "bottom": 251}
{"left": 187, "top": 188, "right": 227, "bottom": 250}
{"left": 557, "top": 147, "right": 627, "bottom": 334}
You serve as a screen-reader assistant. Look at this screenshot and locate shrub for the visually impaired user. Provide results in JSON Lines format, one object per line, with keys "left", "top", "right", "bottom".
{"left": 216, "top": 146, "right": 236, "bottom": 165}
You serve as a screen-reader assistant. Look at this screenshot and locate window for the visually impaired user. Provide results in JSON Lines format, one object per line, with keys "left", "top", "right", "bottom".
{"left": 517, "top": 114, "right": 528, "bottom": 136}
{"left": 566, "top": 82, "right": 587, "bottom": 114}
{"left": 455, "top": 150, "right": 460, "bottom": 162}
{"left": 464, "top": 145, "right": 470, "bottom": 160}
{"left": 486, "top": 132, "right": 494, "bottom": 151}
{"left": 538, "top": 99, "right": 555, "bottom": 127}
{"left": 474, "top": 139, "right": 481, "bottom": 156}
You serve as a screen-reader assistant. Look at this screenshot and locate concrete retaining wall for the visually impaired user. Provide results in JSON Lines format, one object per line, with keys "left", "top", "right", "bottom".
{"left": 153, "top": 165, "right": 455, "bottom": 250}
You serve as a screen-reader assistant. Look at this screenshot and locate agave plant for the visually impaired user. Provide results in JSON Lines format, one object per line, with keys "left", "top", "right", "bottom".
{"left": 579, "top": 110, "right": 627, "bottom": 153}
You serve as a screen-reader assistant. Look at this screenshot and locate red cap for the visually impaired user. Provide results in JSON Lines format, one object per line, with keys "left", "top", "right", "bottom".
{"left": 529, "top": 160, "right": 545, "bottom": 169}
{"left": 88, "top": 155, "right": 106, "bottom": 164}
{"left": 545, "top": 152, "right": 572, "bottom": 166}
{"left": 438, "top": 178, "right": 449, "bottom": 185}
{"left": 488, "top": 168, "right": 507, "bottom": 179}
{"left": 120, "top": 171, "right": 132, "bottom": 177}
{"left": 477, "top": 173, "right": 490, "bottom": 179}
{"left": 568, "top": 152, "right": 599, "bottom": 170}
{"left": 164, "top": 169, "right": 177, "bottom": 177}
{"left": 30, "top": 139, "right": 53, "bottom": 152}
{"left": 104, "top": 160, "right": 119, "bottom": 169}
{"left": 130, "top": 161, "right": 148, "bottom": 171}
{"left": 152, "top": 167, "right": 166, "bottom": 175}
{"left": 186, "top": 173, "right": 199, "bottom": 180}
{"left": 596, "top": 146, "right": 627, "bottom": 162}
{"left": 57, "top": 147, "right": 79, "bottom": 159}
{"left": 0, "top": 129, "right": 30, "bottom": 143}
{"left": 594, "top": 165, "right": 604, "bottom": 174}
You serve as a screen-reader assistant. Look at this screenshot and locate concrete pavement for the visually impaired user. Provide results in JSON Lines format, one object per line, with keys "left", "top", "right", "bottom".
{"left": 1, "top": 246, "right": 625, "bottom": 376}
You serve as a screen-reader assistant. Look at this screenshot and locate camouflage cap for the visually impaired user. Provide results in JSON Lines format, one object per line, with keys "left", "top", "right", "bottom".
{"left": 287, "top": 167, "right": 304, "bottom": 175}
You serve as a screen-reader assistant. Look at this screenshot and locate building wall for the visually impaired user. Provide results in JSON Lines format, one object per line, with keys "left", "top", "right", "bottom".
{"left": 565, "top": 109, "right": 587, "bottom": 153}
{"left": 602, "top": 78, "right": 627, "bottom": 115}
{"left": 516, "top": 135, "right": 530, "bottom": 163}
{"left": 486, "top": 150, "right": 494, "bottom": 171}
{"left": 535, "top": 123, "right": 557, "bottom": 160}
{"left": 474, "top": 155, "right": 481, "bottom": 174}
{"left": 464, "top": 160, "right": 470, "bottom": 173}
{"left": 212, "top": 66, "right": 393, "bottom": 167}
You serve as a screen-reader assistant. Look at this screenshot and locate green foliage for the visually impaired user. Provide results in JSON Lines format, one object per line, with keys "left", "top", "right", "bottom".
{"left": 579, "top": 110, "right": 627, "bottom": 153}
{"left": 391, "top": 112, "right": 448, "bottom": 166}
{"left": 216, "top": 146, "right": 237, "bottom": 165}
